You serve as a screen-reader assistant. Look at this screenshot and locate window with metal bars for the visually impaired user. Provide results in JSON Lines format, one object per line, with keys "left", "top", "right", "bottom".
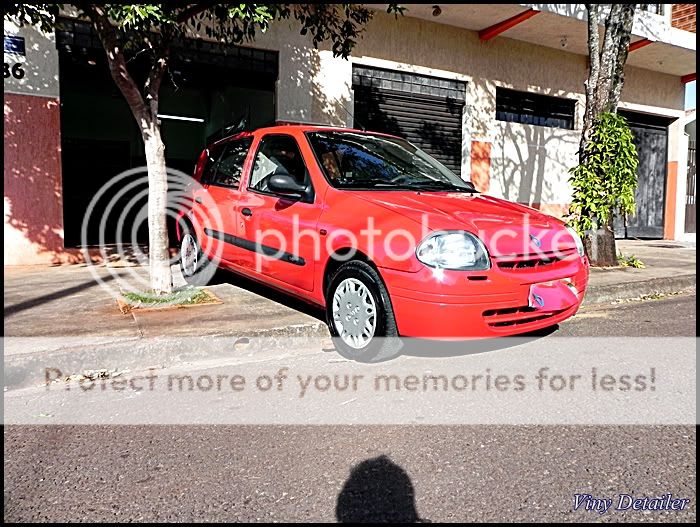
{"left": 495, "top": 87, "right": 576, "bottom": 130}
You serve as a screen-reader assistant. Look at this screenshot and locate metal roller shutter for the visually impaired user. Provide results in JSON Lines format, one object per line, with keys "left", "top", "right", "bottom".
{"left": 352, "top": 65, "right": 466, "bottom": 174}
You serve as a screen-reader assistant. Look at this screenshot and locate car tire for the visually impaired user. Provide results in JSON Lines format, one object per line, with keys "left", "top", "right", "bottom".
{"left": 178, "top": 222, "right": 216, "bottom": 287}
{"left": 325, "top": 260, "right": 402, "bottom": 363}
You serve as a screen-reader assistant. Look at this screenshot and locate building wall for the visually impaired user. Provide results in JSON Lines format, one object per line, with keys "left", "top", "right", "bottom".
{"left": 672, "top": 4, "right": 696, "bottom": 33}
{"left": 263, "top": 12, "right": 685, "bottom": 219}
{"left": 3, "top": 20, "right": 66, "bottom": 265}
{"left": 2, "top": 12, "right": 694, "bottom": 266}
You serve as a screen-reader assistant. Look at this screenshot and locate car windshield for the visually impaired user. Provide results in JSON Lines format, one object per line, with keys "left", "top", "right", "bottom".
{"left": 306, "top": 131, "right": 477, "bottom": 192}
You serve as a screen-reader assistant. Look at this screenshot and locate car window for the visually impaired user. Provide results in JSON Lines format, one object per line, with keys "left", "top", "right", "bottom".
{"left": 200, "top": 146, "right": 223, "bottom": 185}
{"left": 306, "top": 131, "right": 476, "bottom": 192}
{"left": 249, "top": 135, "right": 309, "bottom": 193}
{"left": 210, "top": 138, "right": 253, "bottom": 188}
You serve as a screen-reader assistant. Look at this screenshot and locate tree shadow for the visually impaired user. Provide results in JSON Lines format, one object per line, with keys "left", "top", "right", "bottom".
{"left": 4, "top": 271, "right": 123, "bottom": 317}
{"left": 336, "top": 455, "right": 426, "bottom": 523}
{"left": 491, "top": 111, "right": 579, "bottom": 218}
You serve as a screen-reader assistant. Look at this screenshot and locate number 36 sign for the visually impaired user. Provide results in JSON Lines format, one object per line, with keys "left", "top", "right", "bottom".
{"left": 4, "top": 62, "right": 25, "bottom": 79}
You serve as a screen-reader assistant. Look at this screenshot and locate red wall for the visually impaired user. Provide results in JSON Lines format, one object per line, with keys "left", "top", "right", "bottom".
{"left": 4, "top": 93, "right": 65, "bottom": 264}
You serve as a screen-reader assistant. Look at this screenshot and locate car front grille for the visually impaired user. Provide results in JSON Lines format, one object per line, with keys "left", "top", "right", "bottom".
{"left": 495, "top": 249, "right": 576, "bottom": 271}
{"left": 482, "top": 305, "right": 566, "bottom": 328}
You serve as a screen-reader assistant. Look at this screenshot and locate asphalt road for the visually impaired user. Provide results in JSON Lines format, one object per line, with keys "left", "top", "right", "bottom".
{"left": 4, "top": 294, "right": 696, "bottom": 523}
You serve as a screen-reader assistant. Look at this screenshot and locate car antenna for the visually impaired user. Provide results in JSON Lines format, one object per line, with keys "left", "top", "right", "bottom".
{"left": 338, "top": 99, "right": 366, "bottom": 131}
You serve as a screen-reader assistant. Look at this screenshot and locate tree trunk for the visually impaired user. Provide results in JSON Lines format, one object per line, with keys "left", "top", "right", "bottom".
{"left": 579, "top": 3, "right": 636, "bottom": 267}
{"left": 584, "top": 215, "right": 617, "bottom": 267}
{"left": 142, "top": 119, "right": 173, "bottom": 294}
{"left": 86, "top": 5, "right": 173, "bottom": 294}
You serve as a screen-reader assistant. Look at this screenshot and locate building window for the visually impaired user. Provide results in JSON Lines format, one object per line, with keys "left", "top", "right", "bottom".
{"left": 495, "top": 88, "right": 576, "bottom": 130}
{"left": 640, "top": 4, "right": 664, "bottom": 16}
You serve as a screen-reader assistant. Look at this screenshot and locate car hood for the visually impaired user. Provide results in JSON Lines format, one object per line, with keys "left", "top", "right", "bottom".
{"left": 351, "top": 191, "right": 576, "bottom": 257}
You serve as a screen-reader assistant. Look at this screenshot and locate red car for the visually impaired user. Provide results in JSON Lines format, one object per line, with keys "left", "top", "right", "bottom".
{"left": 178, "top": 124, "right": 589, "bottom": 361}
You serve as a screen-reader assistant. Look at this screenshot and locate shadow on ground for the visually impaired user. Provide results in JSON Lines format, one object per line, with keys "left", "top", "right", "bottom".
{"left": 208, "top": 268, "right": 326, "bottom": 322}
{"left": 336, "top": 455, "right": 426, "bottom": 523}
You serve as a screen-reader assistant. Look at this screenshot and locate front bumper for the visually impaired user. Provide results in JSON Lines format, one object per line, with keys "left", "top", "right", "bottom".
{"left": 381, "top": 254, "right": 589, "bottom": 338}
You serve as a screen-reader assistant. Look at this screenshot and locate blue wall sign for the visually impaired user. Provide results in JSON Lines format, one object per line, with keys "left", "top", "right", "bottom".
{"left": 4, "top": 35, "right": 26, "bottom": 56}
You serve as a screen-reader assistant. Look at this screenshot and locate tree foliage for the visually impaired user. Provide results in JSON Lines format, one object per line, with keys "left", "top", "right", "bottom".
{"left": 568, "top": 112, "right": 638, "bottom": 234}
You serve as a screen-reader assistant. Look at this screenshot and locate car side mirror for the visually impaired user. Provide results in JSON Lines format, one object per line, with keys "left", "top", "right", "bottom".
{"left": 268, "top": 173, "right": 308, "bottom": 199}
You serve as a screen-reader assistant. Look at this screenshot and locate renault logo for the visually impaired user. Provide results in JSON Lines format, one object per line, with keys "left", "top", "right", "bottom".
{"left": 529, "top": 234, "right": 541, "bottom": 248}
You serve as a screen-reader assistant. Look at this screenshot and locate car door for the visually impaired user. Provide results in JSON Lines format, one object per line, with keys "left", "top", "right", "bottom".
{"left": 236, "top": 133, "right": 321, "bottom": 292}
{"left": 197, "top": 137, "right": 253, "bottom": 266}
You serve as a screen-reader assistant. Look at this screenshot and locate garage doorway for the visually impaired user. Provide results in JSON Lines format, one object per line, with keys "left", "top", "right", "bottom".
{"left": 614, "top": 110, "right": 675, "bottom": 239}
{"left": 351, "top": 65, "right": 466, "bottom": 175}
{"left": 57, "top": 18, "right": 278, "bottom": 247}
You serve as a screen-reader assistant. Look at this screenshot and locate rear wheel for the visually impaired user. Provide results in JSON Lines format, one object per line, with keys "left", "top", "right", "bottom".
{"left": 325, "top": 260, "right": 402, "bottom": 362}
{"left": 179, "top": 223, "right": 216, "bottom": 286}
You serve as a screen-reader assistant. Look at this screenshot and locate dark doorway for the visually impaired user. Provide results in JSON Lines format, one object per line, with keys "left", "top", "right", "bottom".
{"left": 352, "top": 65, "right": 466, "bottom": 175}
{"left": 614, "top": 110, "right": 674, "bottom": 239}
{"left": 57, "top": 18, "right": 278, "bottom": 247}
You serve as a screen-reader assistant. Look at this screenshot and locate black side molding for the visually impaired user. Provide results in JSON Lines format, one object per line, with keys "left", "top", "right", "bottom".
{"left": 204, "top": 229, "right": 306, "bottom": 266}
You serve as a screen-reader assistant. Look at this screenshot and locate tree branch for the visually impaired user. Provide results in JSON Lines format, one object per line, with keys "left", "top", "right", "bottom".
{"left": 83, "top": 4, "right": 148, "bottom": 124}
{"left": 144, "top": 28, "right": 173, "bottom": 118}
{"left": 586, "top": 4, "right": 600, "bottom": 90}
{"left": 176, "top": 2, "right": 216, "bottom": 23}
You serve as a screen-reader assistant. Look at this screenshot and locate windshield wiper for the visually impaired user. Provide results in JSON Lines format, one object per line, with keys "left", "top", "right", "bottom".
{"left": 411, "top": 181, "right": 479, "bottom": 193}
{"left": 338, "top": 180, "right": 478, "bottom": 192}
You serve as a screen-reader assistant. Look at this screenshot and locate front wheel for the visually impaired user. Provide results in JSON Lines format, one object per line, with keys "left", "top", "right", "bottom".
{"left": 325, "top": 260, "right": 402, "bottom": 362}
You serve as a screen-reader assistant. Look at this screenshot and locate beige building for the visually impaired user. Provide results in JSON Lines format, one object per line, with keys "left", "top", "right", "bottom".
{"left": 3, "top": 4, "right": 697, "bottom": 264}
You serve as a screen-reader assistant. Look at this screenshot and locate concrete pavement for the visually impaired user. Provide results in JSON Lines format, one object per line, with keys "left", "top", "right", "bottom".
{"left": 4, "top": 295, "right": 696, "bottom": 522}
{"left": 4, "top": 265, "right": 326, "bottom": 339}
{"left": 586, "top": 240, "right": 696, "bottom": 304}
{"left": 3, "top": 240, "right": 695, "bottom": 384}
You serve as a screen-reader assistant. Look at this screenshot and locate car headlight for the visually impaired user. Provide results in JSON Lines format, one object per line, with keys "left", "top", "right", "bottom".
{"left": 566, "top": 226, "right": 585, "bottom": 257}
{"left": 416, "top": 231, "right": 490, "bottom": 270}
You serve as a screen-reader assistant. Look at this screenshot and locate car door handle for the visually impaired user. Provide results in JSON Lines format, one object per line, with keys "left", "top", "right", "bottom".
{"left": 241, "top": 208, "right": 253, "bottom": 217}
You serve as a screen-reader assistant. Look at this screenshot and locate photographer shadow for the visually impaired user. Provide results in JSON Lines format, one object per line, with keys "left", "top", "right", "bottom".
{"left": 336, "top": 455, "right": 427, "bottom": 523}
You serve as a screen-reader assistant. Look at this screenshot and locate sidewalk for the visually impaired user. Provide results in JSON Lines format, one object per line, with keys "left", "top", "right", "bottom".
{"left": 4, "top": 240, "right": 695, "bottom": 340}
{"left": 3, "top": 240, "right": 695, "bottom": 387}
{"left": 585, "top": 239, "right": 696, "bottom": 303}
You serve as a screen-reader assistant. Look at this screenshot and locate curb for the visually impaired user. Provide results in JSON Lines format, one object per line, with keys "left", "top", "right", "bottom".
{"left": 4, "top": 322, "right": 330, "bottom": 390}
{"left": 583, "top": 274, "right": 696, "bottom": 305}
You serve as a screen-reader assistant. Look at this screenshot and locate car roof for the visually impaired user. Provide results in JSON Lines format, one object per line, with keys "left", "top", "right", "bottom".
{"left": 212, "top": 123, "right": 401, "bottom": 147}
